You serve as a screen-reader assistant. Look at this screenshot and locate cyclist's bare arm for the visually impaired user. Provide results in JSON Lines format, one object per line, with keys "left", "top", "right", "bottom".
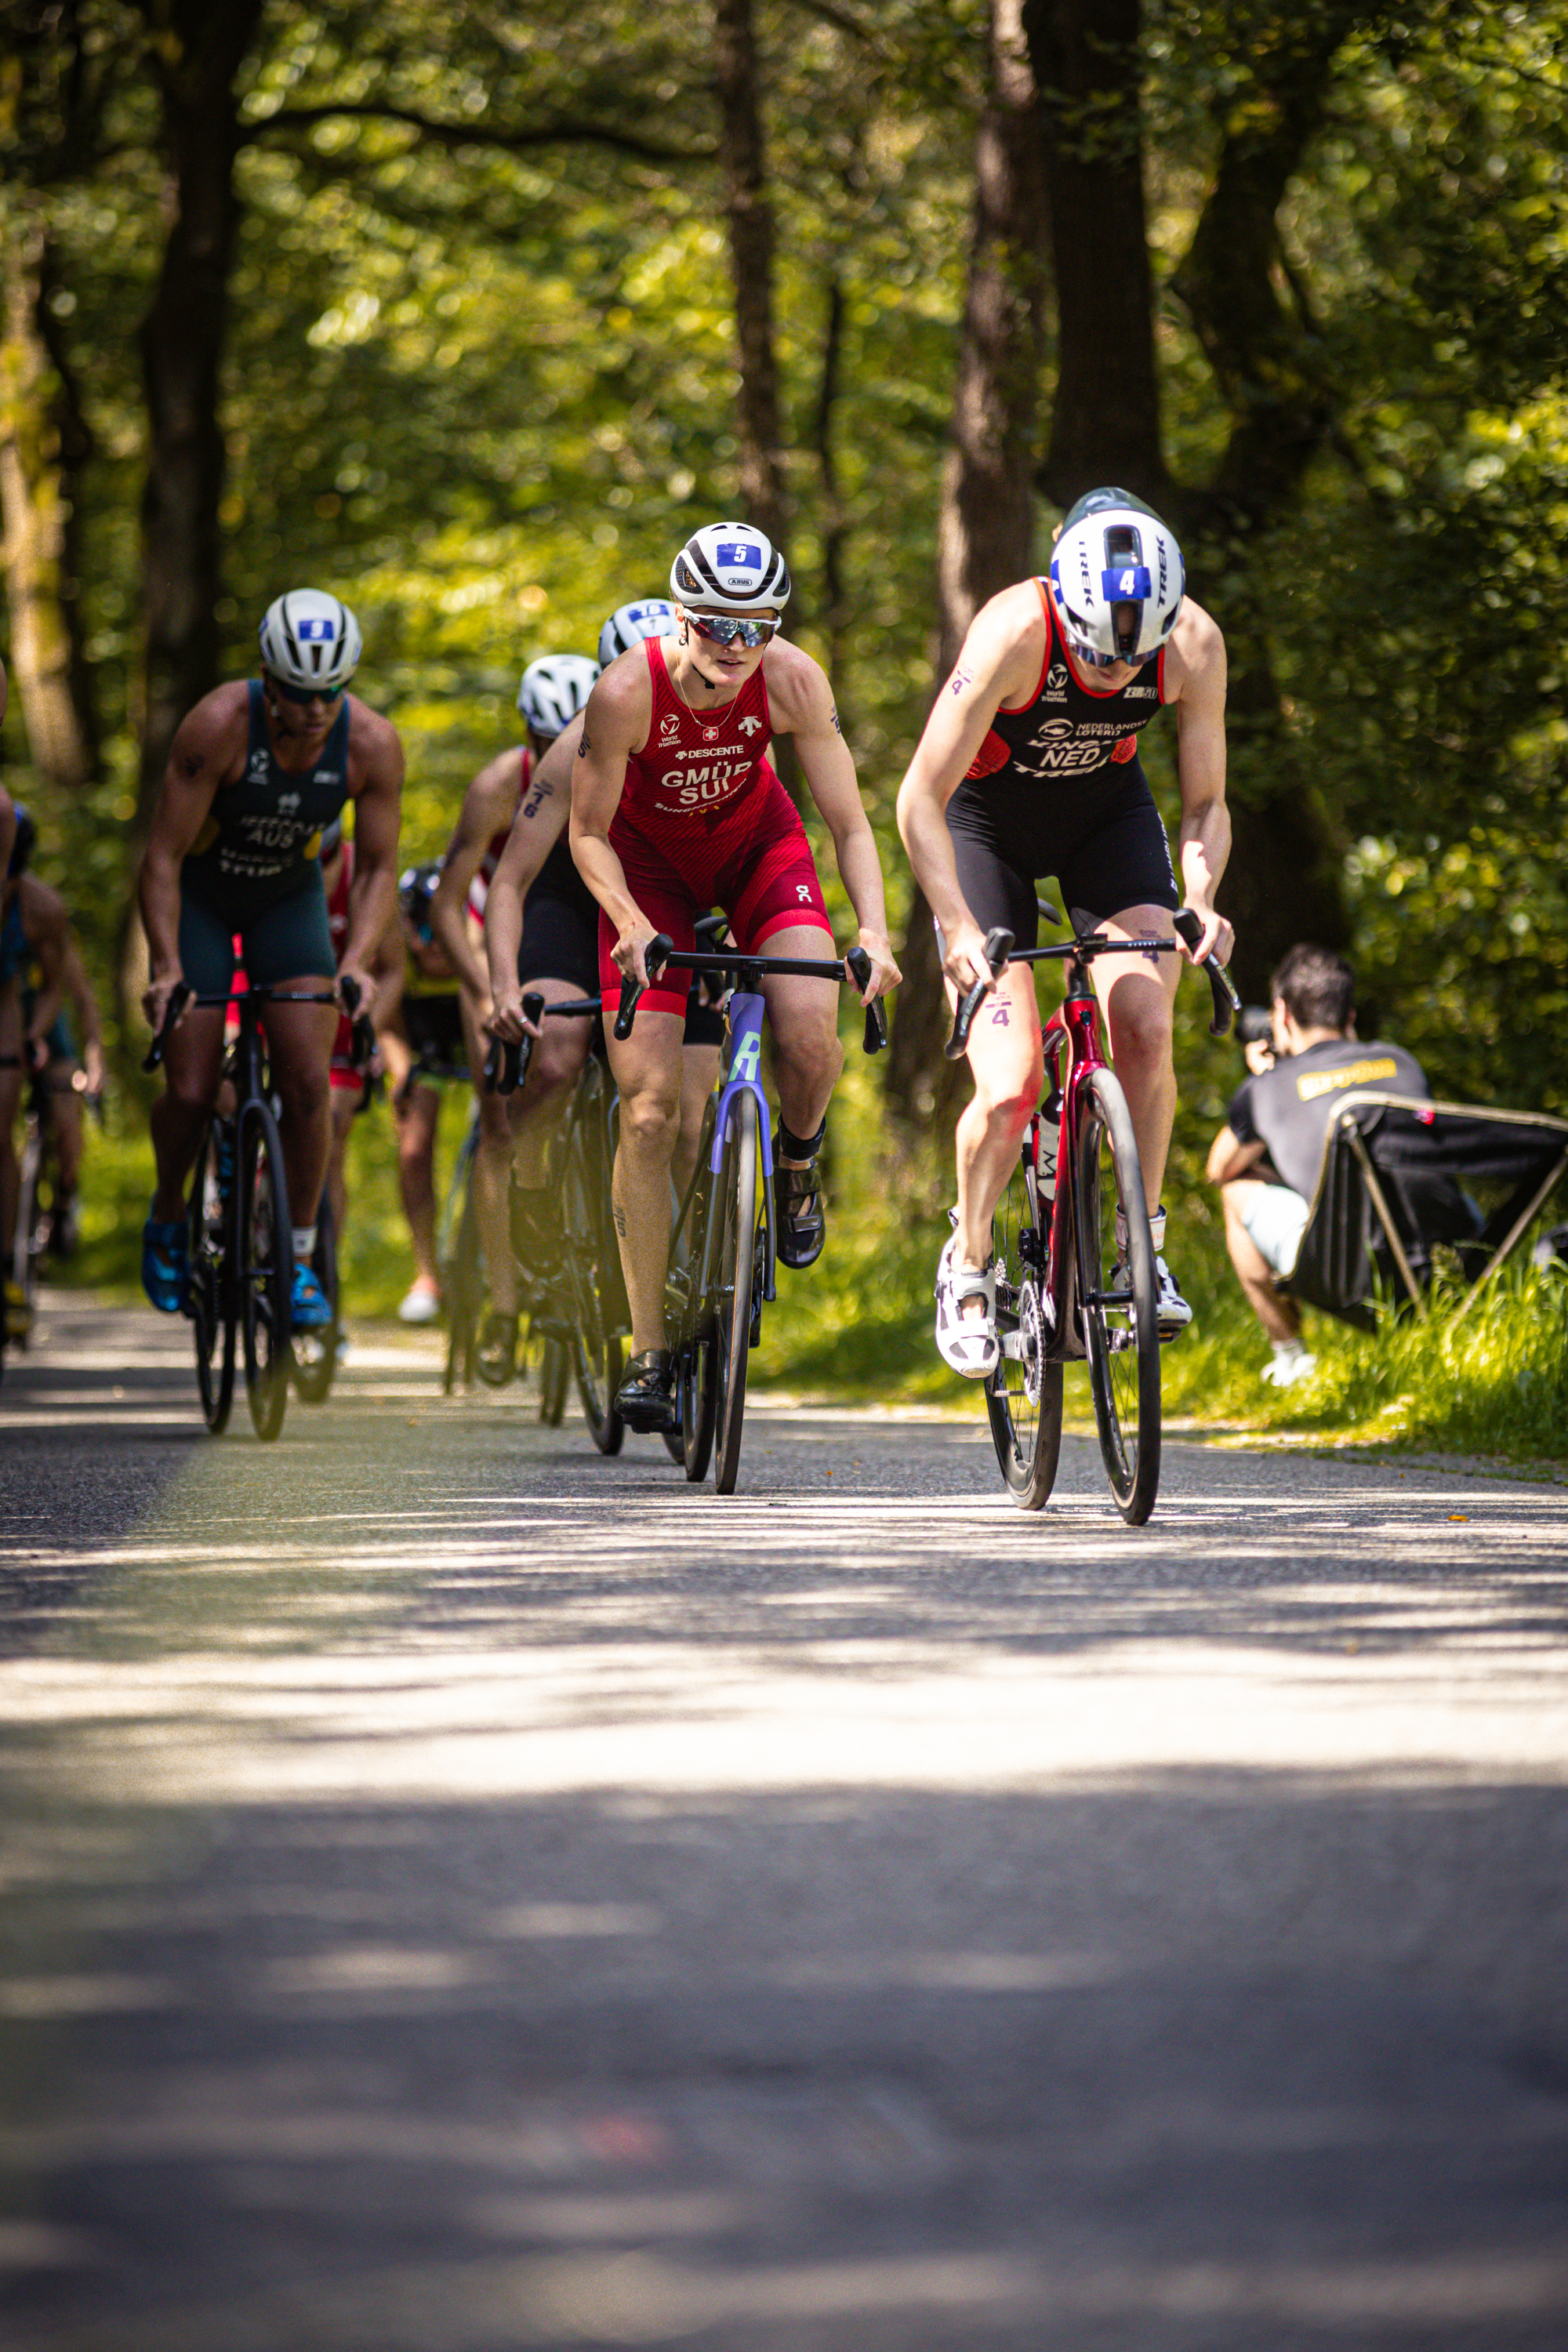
{"left": 485, "top": 716, "right": 583, "bottom": 1034}
{"left": 0, "top": 658, "right": 13, "bottom": 876}
{"left": 339, "top": 704, "right": 404, "bottom": 1013}
{"left": 1162, "top": 601, "right": 1232, "bottom": 966}
{"left": 764, "top": 642, "right": 900, "bottom": 1002}
{"left": 136, "top": 683, "right": 249, "bottom": 1025}
{"left": 895, "top": 585, "right": 1045, "bottom": 992}
{"left": 569, "top": 663, "right": 659, "bottom": 988}
{"left": 430, "top": 752, "right": 521, "bottom": 1004}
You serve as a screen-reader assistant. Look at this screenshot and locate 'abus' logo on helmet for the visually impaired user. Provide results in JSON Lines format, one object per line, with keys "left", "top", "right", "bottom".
{"left": 715, "top": 542, "right": 762, "bottom": 571}
{"left": 296, "top": 618, "right": 336, "bottom": 642}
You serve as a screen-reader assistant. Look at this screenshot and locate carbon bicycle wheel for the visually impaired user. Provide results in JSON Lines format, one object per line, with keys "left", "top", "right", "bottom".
{"left": 985, "top": 1136, "right": 1063, "bottom": 1510}
{"left": 1075, "top": 1066, "right": 1160, "bottom": 1523}
{"left": 563, "top": 1104, "right": 624, "bottom": 1454}
{"left": 10, "top": 1128, "right": 41, "bottom": 1348}
{"left": 538, "top": 1333, "right": 570, "bottom": 1425}
{"left": 238, "top": 1096, "right": 292, "bottom": 1443}
{"left": 292, "top": 1189, "right": 339, "bottom": 1404}
{"left": 712, "top": 1087, "right": 761, "bottom": 1496}
{"left": 441, "top": 1127, "right": 482, "bottom": 1394}
{"left": 188, "top": 1119, "right": 236, "bottom": 1436}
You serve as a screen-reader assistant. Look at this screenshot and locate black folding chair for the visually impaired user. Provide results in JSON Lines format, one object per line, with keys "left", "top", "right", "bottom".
{"left": 1285, "top": 1091, "right": 1568, "bottom": 1331}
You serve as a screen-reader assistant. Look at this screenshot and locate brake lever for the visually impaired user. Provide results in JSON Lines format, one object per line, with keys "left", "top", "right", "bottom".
{"left": 844, "top": 946, "right": 887, "bottom": 1054}
{"left": 142, "top": 982, "right": 193, "bottom": 1073}
{"left": 945, "top": 927, "right": 1014, "bottom": 1060}
{"left": 615, "top": 933, "right": 674, "bottom": 1040}
{"left": 1172, "top": 906, "right": 1240, "bottom": 1038}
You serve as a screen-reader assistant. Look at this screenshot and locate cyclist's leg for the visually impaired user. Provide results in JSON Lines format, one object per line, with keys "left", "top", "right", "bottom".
{"left": 600, "top": 902, "right": 692, "bottom": 1358}
{"left": 382, "top": 1027, "right": 443, "bottom": 1308}
{"left": 325, "top": 1076, "right": 358, "bottom": 1247}
{"left": 247, "top": 886, "right": 339, "bottom": 1273}
{"left": 945, "top": 828, "right": 1043, "bottom": 1308}
{"left": 150, "top": 895, "right": 231, "bottom": 1222}
{"left": 509, "top": 893, "right": 597, "bottom": 1283}
{"left": 459, "top": 987, "right": 518, "bottom": 1319}
{"left": 49, "top": 1063, "right": 84, "bottom": 1199}
{"left": 677, "top": 983, "right": 724, "bottom": 1195}
{"left": 1065, "top": 771, "right": 1181, "bottom": 1208}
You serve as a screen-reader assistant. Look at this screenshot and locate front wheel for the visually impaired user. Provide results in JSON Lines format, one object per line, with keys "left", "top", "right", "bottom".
{"left": 440, "top": 1127, "right": 482, "bottom": 1395}
{"left": 238, "top": 1097, "right": 292, "bottom": 1443}
{"left": 189, "top": 1119, "right": 236, "bottom": 1436}
{"left": 985, "top": 1134, "right": 1063, "bottom": 1509}
{"left": 712, "top": 1088, "right": 761, "bottom": 1496}
{"left": 1075, "top": 1067, "right": 1160, "bottom": 1523}
{"left": 563, "top": 1105, "right": 624, "bottom": 1455}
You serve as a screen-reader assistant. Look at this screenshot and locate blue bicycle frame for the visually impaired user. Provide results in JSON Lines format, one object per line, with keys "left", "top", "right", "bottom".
{"left": 704, "top": 984, "right": 776, "bottom": 1310}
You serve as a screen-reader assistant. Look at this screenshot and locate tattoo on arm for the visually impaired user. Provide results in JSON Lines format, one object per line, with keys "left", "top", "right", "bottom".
{"left": 948, "top": 666, "right": 974, "bottom": 698}
{"left": 178, "top": 750, "right": 205, "bottom": 779}
{"left": 612, "top": 1206, "right": 627, "bottom": 1239}
{"left": 829, "top": 706, "right": 843, "bottom": 734}
{"left": 521, "top": 782, "right": 553, "bottom": 819}
{"left": 577, "top": 730, "right": 592, "bottom": 757}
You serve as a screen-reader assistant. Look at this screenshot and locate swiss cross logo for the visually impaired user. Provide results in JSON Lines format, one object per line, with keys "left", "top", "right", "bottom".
{"left": 716, "top": 542, "right": 761, "bottom": 571}
{"left": 296, "top": 618, "right": 336, "bottom": 642}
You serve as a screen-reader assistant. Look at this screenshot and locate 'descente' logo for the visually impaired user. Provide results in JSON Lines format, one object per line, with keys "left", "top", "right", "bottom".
{"left": 739, "top": 715, "right": 761, "bottom": 736}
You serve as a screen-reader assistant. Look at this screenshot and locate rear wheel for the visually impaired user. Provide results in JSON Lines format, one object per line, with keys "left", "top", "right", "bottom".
{"left": 1076, "top": 1067, "right": 1160, "bottom": 1523}
{"left": 9, "top": 1124, "right": 42, "bottom": 1349}
{"left": 238, "top": 1098, "right": 292, "bottom": 1443}
{"left": 189, "top": 1120, "right": 236, "bottom": 1436}
{"left": 292, "top": 1189, "right": 339, "bottom": 1403}
{"left": 713, "top": 1088, "right": 760, "bottom": 1496}
{"left": 539, "top": 1333, "right": 569, "bottom": 1425}
{"left": 985, "top": 1135, "right": 1063, "bottom": 1509}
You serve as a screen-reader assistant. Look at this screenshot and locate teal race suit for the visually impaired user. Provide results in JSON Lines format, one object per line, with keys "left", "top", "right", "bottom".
{"left": 178, "top": 681, "right": 350, "bottom": 992}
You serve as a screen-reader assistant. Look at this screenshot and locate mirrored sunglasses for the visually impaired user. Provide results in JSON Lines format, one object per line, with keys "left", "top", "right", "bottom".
{"left": 267, "top": 670, "right": 350, "bottom": 706}
{"left": 688, "top": 612, "right": 777, "bottom": 649}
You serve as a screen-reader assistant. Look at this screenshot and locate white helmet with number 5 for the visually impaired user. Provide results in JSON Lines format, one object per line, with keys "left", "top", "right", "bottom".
{"left": 258, "top": 589, "right": 362, "bottom": 692}
{"left": 1047, "top": 490, "right": 1184, "bottom": 668}
{"left": 670, "top": 522, "right": 790, "bottom": 615}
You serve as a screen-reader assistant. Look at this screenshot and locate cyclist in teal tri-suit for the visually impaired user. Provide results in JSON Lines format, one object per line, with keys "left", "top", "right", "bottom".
{"left": 136, "top": 590, "right": 403, "bottom": 1326}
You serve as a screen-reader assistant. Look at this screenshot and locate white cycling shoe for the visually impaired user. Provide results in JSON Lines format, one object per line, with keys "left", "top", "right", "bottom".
{"left": 935, "top": 1232, "right": 1000, "bottom": 1380}
{"left": 397, "top": 1277, "right": 442, "bottom": 1326}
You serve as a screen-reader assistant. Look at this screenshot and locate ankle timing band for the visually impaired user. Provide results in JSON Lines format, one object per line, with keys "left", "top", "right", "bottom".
{"left": 777, "top": 1118, "right": 826, "bottom": 1163}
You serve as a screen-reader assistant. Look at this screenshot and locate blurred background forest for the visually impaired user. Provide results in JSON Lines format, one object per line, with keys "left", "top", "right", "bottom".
{"left": 2, "top": 0, "right": 1566, "bottom": 1423}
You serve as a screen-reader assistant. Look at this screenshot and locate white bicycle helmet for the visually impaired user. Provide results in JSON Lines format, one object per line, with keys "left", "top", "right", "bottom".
{"left": 1047, "top": 489, "right": 1184, "bottom": 666}
{"left": 258, "top": 590, "right": 362, "bottom": 691}
{"left": 598, "top": 598, "right": 675, "bottom": 667}
{"left": 670, "top": 521, "right": 790, "bottom": 615}
{"left": 516, "top": 653, "right": 601, "bottom": 736}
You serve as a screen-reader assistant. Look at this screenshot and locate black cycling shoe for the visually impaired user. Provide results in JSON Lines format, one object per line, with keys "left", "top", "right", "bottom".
{"left": 773, "top": 1154, "right": 826, "bottom": 1269}
{"left": 616, "top": 1348, "right": 677, "bottom": 1432}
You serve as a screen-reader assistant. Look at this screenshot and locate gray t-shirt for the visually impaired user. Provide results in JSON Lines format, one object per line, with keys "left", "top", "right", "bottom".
{"left": 1226, "top": 1038, "right": 1430, "bottom": 1200}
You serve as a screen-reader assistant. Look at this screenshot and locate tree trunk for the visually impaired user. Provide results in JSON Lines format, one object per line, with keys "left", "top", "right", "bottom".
{"left": 885, "top": 0, "right": 1049, "bottom": 1135}
{"left": 133, "top": 0, "right": 265, "bottom": 830}
{"left": 713, "top": 0, "right": 787, "bottom": 551}
{"left": 0, "top": 204, "right": 99, "bottom": 798}
{"left": 811, "top": 274, "right": 848, "bottom": 697}
{"left": 1025, "top": 0, "right": 1164, "bottom": 506}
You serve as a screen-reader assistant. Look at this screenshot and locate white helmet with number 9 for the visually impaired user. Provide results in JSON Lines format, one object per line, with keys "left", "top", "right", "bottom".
{"left": 670, "top": 521, "right": 790, "bottom": 615}
{"left": 516, "top": 653, "right": 601, "bottom": 737}
{"left": 259, "top": 589, "right": 362, "bottom": 692}
{"left": 1047, "top": 489, "right": 1184, "bottom": 668}
{"left": 598, "top": 598, "right": 675, "bottom": 668}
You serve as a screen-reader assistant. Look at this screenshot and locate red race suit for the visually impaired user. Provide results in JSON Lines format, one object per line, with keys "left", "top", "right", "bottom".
{"left": 600, "top": 636, "right": 832, "bottom": 1019}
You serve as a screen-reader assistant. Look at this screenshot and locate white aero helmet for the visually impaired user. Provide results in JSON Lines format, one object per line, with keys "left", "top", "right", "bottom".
{"left": 1047, "top": 489, "right": 1184, "bottom": 667}
{"left": 598, "top": 598, "right": 675, "bottom": 668}
{"left": 516, "top": 652, "right": 601, "bottom": 736}
{"left": 258, "top": 589, "right": 361, "bottom": 692}
{"left": 670, "top": 521, "right": 790, "bottom": 615}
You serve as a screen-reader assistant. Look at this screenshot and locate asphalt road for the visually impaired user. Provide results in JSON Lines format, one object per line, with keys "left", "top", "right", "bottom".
{"left": 2, "top": 1290, "right": 1567, "bottom": 2350}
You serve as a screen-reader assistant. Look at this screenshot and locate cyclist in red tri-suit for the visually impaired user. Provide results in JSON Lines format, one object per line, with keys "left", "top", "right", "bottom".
{"left": 571, "top": 523, "right": 900, "bottom": 1431}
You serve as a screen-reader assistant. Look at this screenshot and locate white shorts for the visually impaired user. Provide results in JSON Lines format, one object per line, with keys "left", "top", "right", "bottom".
{"left": 1240, "top": 1183, "right": 1311, "bottom": 1278}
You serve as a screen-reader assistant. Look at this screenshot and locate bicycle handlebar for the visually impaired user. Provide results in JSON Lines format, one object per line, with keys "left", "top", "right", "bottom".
{"left": 637, "top": 934, "right": 887, "bottom": 1054}
{"left": 142, "top": 982, "right": 340, "bottom": 1073}
{"left": 484, "top": 989, "right": 548, "bottom": 1096}
{"left": 1171, "top": 906, "right": 1241, "bottom": 1038}
{"left": 142, "top": 982, "right": 194, "bottom": 1072}
{"left": 945, "top": 927, "right": 1015, "bottom": 1061}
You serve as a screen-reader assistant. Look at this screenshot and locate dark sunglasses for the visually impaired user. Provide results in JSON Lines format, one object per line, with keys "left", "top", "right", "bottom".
{"left": 265, "top": 670, "right": 350, "bottom": 706}
{"left": 688, "top": 612, "right": 777, "bottom": 649}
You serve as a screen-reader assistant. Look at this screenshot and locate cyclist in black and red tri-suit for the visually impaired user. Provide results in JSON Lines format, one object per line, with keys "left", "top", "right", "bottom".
{"left": 897, "top": 489, "right": 1232, "bottom": 1378}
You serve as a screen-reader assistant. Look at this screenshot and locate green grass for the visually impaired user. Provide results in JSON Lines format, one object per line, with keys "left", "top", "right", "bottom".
{"left": 63, "top": 1066, "right": 1568, "bottom": 1467}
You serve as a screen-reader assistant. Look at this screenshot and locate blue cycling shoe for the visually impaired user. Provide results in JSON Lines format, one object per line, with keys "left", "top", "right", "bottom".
{"left": 290, "top": 1261, "right": 334, "bottom": 1330}
{"left": 142, "top": 1217, "right": 190, "bottom": 1315}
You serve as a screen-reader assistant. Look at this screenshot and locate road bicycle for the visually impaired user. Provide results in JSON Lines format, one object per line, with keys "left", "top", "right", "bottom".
{"left": 2, "top": 1051, "right": 100, "bottom": 1370}
{"left": 145, "top": 978, "right": 365, "bottom": 1441}
{"left": 948, "top": 903, "right": 1238, "bottom": 1526}
{"left": 618, "top": 930, "right": 887, "bottom": 1495}
{"left": 290, "top": 998, "right": 377, "bottom": 1406}
{"left": 485, "top": 990, "right": 628, "bottom": 1450}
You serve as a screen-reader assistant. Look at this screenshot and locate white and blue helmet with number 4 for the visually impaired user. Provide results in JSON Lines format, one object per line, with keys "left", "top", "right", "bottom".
{"left": 598, "top": 598, "right": 676, "bottom": 668}
{"left": 670, "top": 521, "right": 791, "bottom": 615}
{"left": 1048, "top": 490, "right": 1184, "bottom": 666}
{"left": 258, "top": 589, "right": 361, "bottom": 692}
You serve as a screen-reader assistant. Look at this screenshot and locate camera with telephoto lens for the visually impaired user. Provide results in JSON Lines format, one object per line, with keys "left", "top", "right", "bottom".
{"left": 1237, "top": 1005, "right": 1274, "bottom": 1048}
